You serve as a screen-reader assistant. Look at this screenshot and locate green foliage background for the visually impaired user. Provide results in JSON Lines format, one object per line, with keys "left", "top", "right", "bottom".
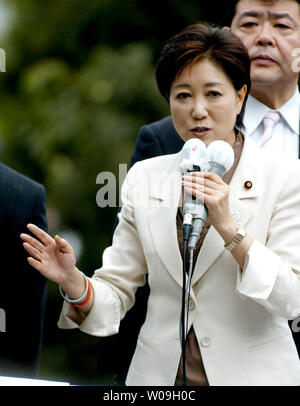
{"left": 0, "top": 0, "right": 232, "bottom": 384}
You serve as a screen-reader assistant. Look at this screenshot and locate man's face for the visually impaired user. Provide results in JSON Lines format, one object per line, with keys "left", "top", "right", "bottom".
{"left": 231, "top": 0, "right": 300, "bottom": 90}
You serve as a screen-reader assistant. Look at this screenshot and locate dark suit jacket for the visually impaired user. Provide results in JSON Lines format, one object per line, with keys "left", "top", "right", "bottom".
{"left": 0, "top": 162, "right": 48, "bottom": 378}
{"left": 114, "top": 114, "right": 300, "bottom": 384}
{"left": 129, "top": 116, "right": 183, "bottom": 166}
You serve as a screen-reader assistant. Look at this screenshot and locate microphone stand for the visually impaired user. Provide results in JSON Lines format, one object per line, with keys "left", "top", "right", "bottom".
{"left": 180, "top": 208, "right": 206, "bottom": 387}
{"left": 181, "top": 213, "right": 192, "bottom": 386}
{"left": 179, "top": 139, "right": 234, "bottom": 386}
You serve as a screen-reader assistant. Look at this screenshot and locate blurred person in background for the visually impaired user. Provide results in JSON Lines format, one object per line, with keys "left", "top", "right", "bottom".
{"left": 0, "top": 162, "right": 47, "bottom": 378}
{"left": 21, "top": 23, "right": 300, "bottom": 386}
{"left": 116, "top": 0, "right": 300, "bottom": 385}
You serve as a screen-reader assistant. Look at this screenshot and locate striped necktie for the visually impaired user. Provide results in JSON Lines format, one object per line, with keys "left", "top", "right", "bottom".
{"left": 258, "top": 110, "right": 280, "bottom": 148}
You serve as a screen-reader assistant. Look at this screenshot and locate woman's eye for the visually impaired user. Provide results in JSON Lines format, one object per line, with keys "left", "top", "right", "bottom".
{"left": 207, "top": 91, "right": 221, "bottom": 97}
{"left": 176, "top": 92, "right": 191, "bottom": 100}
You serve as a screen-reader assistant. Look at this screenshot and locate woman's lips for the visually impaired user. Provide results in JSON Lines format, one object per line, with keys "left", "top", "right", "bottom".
{"left": 190, "top": 127, "right": 210, "bottom": 137}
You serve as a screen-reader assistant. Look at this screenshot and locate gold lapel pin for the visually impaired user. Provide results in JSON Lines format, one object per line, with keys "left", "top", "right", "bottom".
{"left": 244, "top": 181, "right": 253, "bottom": 190}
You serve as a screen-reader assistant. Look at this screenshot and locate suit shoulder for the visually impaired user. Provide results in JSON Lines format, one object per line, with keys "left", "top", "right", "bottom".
{"left": 282, "top": 156, "right": 300, "bottom": 180}
{"left": 244, "top": 135, "right": 300, "bottom": 176}
{"left": 261, "top": 149, "right": 300, "bottom": 174}
{"left": 139, "top": 116, "right": 179, "bottom": 141}
{"left": 140, "top": 116, "right": 172, "bottom": 132}
{"left": 259, "top": 151, "right": 300, "bottom": 195}
{"left": 0, "top": 162, "right": 45, "bottom": 198}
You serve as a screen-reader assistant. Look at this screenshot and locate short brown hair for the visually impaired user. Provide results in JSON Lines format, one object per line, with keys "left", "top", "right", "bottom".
{"left": 155, "top": 23, "right": 251, "bottom": 131}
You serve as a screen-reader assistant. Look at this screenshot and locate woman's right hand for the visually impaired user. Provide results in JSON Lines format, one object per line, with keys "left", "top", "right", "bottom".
{"left": 21, "top": 223, "right": 77, "bottom": 286}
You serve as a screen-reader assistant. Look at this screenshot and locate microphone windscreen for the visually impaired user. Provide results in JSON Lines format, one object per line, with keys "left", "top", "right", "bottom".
{"left": 206, "top": 140, "right": 234, "bottom": 173}
{"left": 179, "top": 138, "right": 208, "bottom": 173}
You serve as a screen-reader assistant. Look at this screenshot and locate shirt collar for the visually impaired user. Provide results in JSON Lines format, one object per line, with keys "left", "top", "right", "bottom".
{"left": 278, "top": 88, "right": 300, "bottom": 134}
{"left": 243, "top": 88, "right": 300, "bottom": 135}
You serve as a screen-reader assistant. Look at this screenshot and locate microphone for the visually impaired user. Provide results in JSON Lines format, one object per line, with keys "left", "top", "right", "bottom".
{"left": 188, "top": 140, "right": 234, "bottom": 250}
{"left": 207, "top": 140, "right": 235, "bottom": 177}
{"left": 179, "top": 138, "right": 208, "bottom": 241}
{"left": 179, "top": 138, "right": 208, "bottom": 386}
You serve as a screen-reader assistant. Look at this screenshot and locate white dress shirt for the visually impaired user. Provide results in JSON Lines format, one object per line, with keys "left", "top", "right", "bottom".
{"left": 243, "top": 88, "right": 300, "bottom": 159}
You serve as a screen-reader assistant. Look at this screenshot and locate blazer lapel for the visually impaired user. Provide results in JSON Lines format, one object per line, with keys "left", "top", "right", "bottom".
{"left": 148, "top": 153, "right": 185, "bottom": 288}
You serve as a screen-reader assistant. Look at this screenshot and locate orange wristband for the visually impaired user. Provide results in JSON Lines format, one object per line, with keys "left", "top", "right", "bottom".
{"left": 70, "top": 278, "right": 92, "bottom": 308}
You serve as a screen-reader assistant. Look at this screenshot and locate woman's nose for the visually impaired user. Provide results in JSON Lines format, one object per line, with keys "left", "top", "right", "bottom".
{"left": 192, "top": 99, "right": 208, "bottom": 120}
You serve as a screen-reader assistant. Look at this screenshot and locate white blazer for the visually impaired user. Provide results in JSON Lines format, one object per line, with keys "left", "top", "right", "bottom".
{"left": 58, "top": 135, "right": 300, "bottom": 386}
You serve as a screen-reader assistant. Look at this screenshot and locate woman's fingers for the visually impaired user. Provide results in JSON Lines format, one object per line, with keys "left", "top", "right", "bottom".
{"left": 193, "top": 172, "right": 223, "bottom": 184}
{"left": 183, "top": 175, "right": 229, "bottom": 206}
{"left": 27, "top": 256, "right": 43, "bottom": 272}
{"left": 183, "top": 172, "right": 227, "bottom": 196}
{"left": 20, "top": 233, "right": 45, "bottom": 253}
{"left": 183, "top": 186, "right": 203, "bottom": 201}
{"left": 26, "top": 223, "right": 54, "bottom": 246}
{"left": 23, "top": 242, "right": 42, "bottom": 261}
{"left": 55, "top": 235, "right": 72, "bottom": 254}
{"left": 182, "top": 172, "right": 233, "bottom": 229}
{"left": 182, "top": 173, "right": 222, "bottom": 189}
{"left": 183, "top": 185, "right": 216, "bottom": 202}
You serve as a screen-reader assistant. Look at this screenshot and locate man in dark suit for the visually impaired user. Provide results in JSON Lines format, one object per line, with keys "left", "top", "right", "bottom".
{"left": 0, "top": 162, "right": 48, "bottom": 378}
{"left": 129, "top": 116, "right": 184, "bottom": 165}
{"left": 114, "top": 0, "right": 300, "bottom": 384}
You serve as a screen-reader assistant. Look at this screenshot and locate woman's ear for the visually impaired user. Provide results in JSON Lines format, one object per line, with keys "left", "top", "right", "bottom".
{"left": 236, "top": 85, "right": 247, "bottom": 114}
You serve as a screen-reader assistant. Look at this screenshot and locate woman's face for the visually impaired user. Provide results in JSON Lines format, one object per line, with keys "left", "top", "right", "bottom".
{"left": 169, "top": 58, "right": 247, "bottom": 147}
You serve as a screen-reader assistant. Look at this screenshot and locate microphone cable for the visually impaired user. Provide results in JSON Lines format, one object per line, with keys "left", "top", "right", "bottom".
{"left": 180, "top": 162, "right": 203, "bottom": 386}
{"left": 185, "top": 248, "right": 194, "bottom": 341}
{"left": 180, "top": 238, "right": 188, "bottom": 386}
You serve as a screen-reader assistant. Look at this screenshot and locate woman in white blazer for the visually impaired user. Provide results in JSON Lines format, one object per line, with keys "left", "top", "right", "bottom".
{"left": 21, "top": 24, "right": 300, "bottom": 386}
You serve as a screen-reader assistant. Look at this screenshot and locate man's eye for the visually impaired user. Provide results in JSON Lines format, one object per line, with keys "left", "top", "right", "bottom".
{"left": 275, "top": 23, "right": 291, "bottom": 29}
{"left": 241, "top": 22, "right": 257, "bottom": 28}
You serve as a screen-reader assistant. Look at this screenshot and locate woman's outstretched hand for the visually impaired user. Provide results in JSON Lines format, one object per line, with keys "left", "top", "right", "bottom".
{"left": 21, "top": 223, "right": 94, "bottom": 315}
{"left": 21, "top": 223, "right": 77, "bottom": 286}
